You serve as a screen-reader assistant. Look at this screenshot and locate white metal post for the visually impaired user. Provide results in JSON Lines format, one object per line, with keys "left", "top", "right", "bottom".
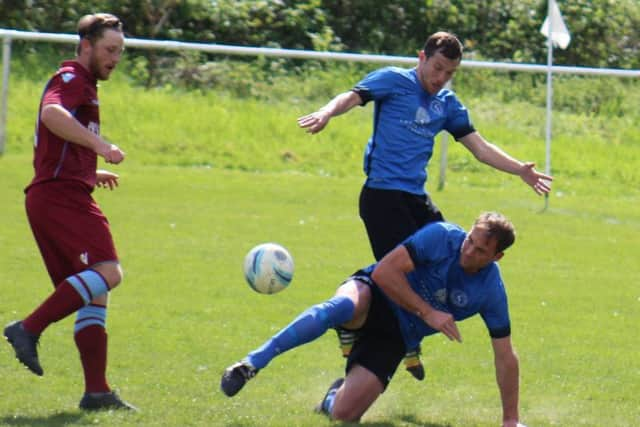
{"left": 544, "top": 0, "right": 554, "bottom": 210}
{"left": 0, "top": 36, "right": 11, "bottom": 155}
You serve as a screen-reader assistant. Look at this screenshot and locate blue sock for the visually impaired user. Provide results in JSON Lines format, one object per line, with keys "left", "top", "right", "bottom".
{"left": 66, "top": 269, "right": 110, "bottom": 305}
{"left": 247, "top": 295, "right": 355, "bottom": 369}
{"left": 321, "top": 387, "right": 338, "bottom": 415}
{"left": 74, "top": 304, "right": 107, "bottom": 333}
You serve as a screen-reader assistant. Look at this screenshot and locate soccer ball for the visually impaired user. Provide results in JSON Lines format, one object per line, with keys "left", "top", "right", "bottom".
{"left": 243, "top": 243, "right": 294, "bottom": 294}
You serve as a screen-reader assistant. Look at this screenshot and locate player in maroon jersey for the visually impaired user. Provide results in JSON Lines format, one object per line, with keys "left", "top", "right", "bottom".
{"left": 4, "top": 13, "right": 136, "bottom": 411}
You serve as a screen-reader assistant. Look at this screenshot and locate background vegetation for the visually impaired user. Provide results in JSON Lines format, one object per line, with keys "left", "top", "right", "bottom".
{"left": 6, "top": 51, "right": 640, "bottom": 189}
{"left": 2, "top": 0, "right": 639, "bottom": 88}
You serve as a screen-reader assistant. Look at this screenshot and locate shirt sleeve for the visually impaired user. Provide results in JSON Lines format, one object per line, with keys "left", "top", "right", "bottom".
{"left": 443, "top": 93, "right": 475, "bottom": 140}
{"left": 352, "top": 67, "right": 399, "bottom": 106}
{"left": 403, "top": 223, "right": 453, "bottom": 267}
{"left": 42, "top": 72, "right": 87, "bottom": 113}
{"left": 479, "top": 268, "right": 512, "bottom": 338}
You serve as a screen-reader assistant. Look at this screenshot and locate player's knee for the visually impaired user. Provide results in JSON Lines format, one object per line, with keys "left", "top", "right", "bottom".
{"left": 330, "top": 391, "right": 365, "bottom": 422}
{"left": 107, "top": 264, "right": 124, "bottom": 288}
{"left": 93, "top": 263, "right": 123, "bottom": 289}
{"left": 91, "top": 294, "right": 108, "bottom": 306}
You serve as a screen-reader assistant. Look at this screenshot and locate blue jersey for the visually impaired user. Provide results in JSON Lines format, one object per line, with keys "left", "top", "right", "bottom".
{"left": 354, "top": 67, "right": 474, "bottom": 195}
{"left": 364, "top": 222, "right": 511, "bottom": 350}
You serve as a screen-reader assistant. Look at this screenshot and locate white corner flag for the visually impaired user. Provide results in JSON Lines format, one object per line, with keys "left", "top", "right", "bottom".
{"left": 540, "top": 0, "right": 571, "bottom": 49}
{"left": 539, "top": 0, "right": 571, "bottom": 211}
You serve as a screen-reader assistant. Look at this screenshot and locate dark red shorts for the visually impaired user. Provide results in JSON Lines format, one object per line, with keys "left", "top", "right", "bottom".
{"left": 25, "top": 180, "right": 118, "bottom": 286}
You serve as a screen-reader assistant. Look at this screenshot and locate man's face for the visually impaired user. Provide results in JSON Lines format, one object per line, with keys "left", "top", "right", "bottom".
{"left": 88, "top": 29, "right": 124, "bottom": 80}
{"left": 459, "top": 224, "right": 503, "bottom": 273}
{"left": 416, "top": 50, "right": 460, "bottom": 95}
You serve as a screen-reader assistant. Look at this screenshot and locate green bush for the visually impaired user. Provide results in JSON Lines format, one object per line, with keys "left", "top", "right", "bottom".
{"left": 2, "top": 0, "right": 638, "bottom": 73}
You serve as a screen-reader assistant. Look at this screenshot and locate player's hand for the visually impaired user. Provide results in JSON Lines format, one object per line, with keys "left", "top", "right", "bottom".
{"left": 519, "top": 162, "right": 552, "bottom": 195}
{"left": 297, "top": 110, "right": 331, "bottom": 134}
{"left": 96, "top": 169, "right": 119, "bottom": 190}
{"left": 422, "top": 309, "right": 462, "bottom": 342}
{"left": 97, "top": 142, "right": 125, "bottom": 164}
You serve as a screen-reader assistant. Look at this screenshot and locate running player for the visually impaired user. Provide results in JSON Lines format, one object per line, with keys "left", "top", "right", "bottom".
{"left": 4, "top": 13, "right": 135, "bottom": 411}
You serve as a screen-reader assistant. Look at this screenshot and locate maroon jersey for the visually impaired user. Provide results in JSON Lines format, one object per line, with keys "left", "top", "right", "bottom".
{"left": 27, "top": 60, "right": 100, "bottom": 192}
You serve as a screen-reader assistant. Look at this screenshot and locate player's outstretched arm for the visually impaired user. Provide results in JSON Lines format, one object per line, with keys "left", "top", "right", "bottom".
{"left": 372, "top": 245, "right": 461, "bottom": 342}
{"left": 491, "top": 336, "right": 522, "bottom": 427}
{"left": 458, "top": 132, "right": 553, "bottom": 195}
{"left": 297, "top": 91, "right": 363, "bottom": 134}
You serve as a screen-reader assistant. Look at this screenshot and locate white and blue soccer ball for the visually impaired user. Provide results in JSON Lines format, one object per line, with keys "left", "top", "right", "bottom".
{"left": 243, "top": 243, "right": 294, "bottom": 294}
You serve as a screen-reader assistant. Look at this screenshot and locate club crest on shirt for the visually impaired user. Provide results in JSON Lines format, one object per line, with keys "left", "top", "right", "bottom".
{"left": 61, "top": 72, "right": 76, "bottom": 83}
{"left": 429, "top": 100, "right": 444, "bottom": 116}
{"left": 80, "top": 252, "right": 89, "bottom": 265}
{"left": 88, "top": 121, "right": 100, "bottom": 135}
{"left": 450, "top": 289, "right": 469, "bottom": 307}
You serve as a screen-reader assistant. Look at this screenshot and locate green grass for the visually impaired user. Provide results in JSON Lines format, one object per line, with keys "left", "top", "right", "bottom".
{"left": 0, "top": 64, "right": 639, "bottom": 426}
{"left": 1, "top": 153, "right": 638, "bottom": 426}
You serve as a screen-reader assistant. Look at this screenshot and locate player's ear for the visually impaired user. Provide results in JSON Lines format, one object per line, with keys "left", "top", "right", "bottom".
{"left": 493, "top": 252, "right": 504, "bottom": 262}
{"left": 78, "top": 38, "right": 92, "bottom": 55}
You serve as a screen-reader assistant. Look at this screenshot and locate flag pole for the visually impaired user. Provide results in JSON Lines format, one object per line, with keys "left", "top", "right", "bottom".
{"left": 543, "top": 0, "right": 553, "bottom": 211}
{"left": 540, "top": 0, "right": 570, "bottom": 212}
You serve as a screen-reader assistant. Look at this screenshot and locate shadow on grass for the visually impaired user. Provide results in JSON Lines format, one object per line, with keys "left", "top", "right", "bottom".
{"left": 337, "top": 414, "right": 453, "bottom": 427}
{"left": 223, "top": 413, "right": 452, "bottom": 427}
{"left": 225, "top": 418, "right": 452, "bottom": 427}
{"left": 0, "top": 412, "right": 84, "bottom": 426}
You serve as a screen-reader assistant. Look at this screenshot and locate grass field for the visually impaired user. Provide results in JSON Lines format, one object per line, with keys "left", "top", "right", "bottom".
{"left": 0, "top": 67, "right": 639, "bottom": 426}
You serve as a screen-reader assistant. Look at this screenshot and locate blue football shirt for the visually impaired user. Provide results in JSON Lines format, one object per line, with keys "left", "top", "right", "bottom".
{"left": 353, "top": 67, "right": 474, "bottom": 195}
{"left": 365, "top": 222, "right": 511, "bottom": 350}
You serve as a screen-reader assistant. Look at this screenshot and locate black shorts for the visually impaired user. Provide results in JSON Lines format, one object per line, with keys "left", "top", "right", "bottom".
{"left": 359, "top": 186, "right": 444, "bottom": 261}
{"left": 345, "top": 272, "right": 406, "bottom": 390}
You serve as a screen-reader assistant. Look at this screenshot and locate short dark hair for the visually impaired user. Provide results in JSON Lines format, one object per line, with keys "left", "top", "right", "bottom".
{"left": 474, "top": 212, "right": 516, "bottom": 253}
{"left": 77, "top": 13, "right": 122, "bottom": 42}
{"left": 423, "top": 31, "right": 463, "bottom": 61}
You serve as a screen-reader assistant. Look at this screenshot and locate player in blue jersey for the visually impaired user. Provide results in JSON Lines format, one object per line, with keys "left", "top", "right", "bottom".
{"left": 221, "top": 212, "right": 525, "bottom": 427}
{"left": 298, "top": 31, "right": 551, "bottom": 379}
